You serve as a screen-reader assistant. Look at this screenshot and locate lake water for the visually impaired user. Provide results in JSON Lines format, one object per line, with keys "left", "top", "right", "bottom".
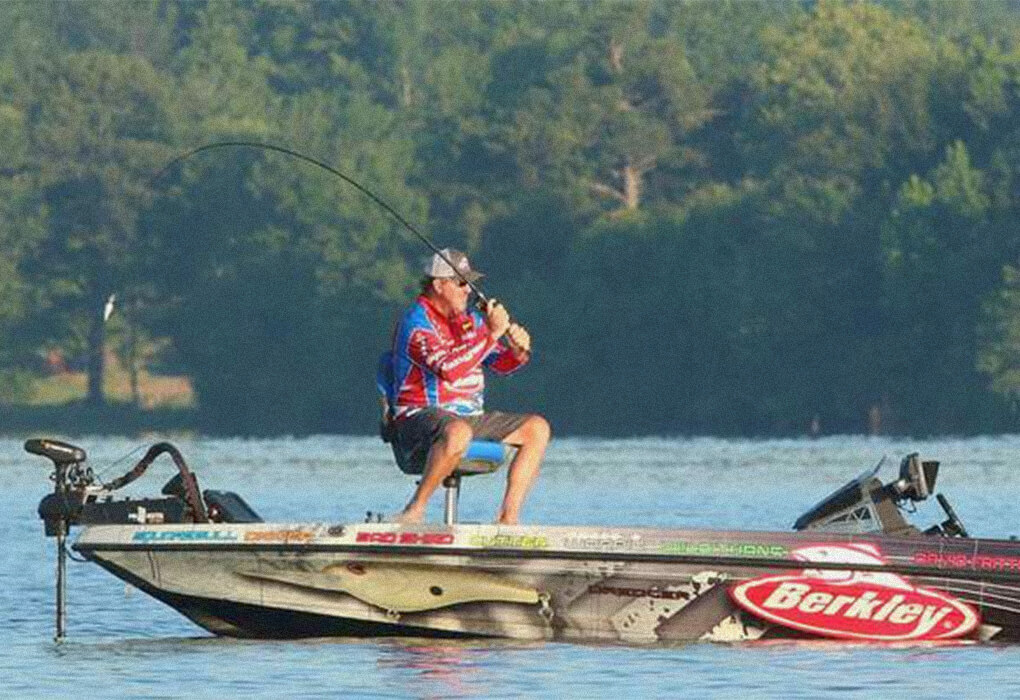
{"left": 3, "top": 435, "right": 1020, "bottom": 698}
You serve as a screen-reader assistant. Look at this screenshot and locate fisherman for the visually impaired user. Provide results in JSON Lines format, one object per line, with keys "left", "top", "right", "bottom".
{"left": 388, "top": 249, "right": 550, "bottom": 525}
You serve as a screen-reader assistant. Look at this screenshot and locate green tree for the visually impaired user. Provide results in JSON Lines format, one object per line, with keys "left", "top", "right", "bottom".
{"left": 750, "top": 0, "right": 940, "bottom": 186}
{"left": 22, "top": 50, "right": 177, "bottom": 405}
{"left": 882, "top": 141, "right": 1012, "bottom": 431}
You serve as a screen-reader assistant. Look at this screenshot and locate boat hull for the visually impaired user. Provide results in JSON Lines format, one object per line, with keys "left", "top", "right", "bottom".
{"left": 76, "top": 522, "right": 1020, "bottom": 644}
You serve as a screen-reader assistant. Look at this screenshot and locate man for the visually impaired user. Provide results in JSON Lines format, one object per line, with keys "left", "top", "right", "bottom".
{"left": 389, "top": 248, "right": 550, "bottom": 525}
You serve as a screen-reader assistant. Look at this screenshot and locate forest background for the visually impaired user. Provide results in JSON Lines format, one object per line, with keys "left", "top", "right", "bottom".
{"left": 4, "top": 0, "right": 1020, "bottom": 437}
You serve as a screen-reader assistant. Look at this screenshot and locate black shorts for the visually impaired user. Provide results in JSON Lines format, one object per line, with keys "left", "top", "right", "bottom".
{"left": 390, "top": 409, "right": 530, "bottom": 475}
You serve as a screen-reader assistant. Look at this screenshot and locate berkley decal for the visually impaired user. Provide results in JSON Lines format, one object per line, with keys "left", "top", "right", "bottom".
{"left": 729, "top": 544, "right": 980, "bottom": 641}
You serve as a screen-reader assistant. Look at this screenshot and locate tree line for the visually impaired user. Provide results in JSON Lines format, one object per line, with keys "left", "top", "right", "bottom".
{"left": 3, "top": 0, "right": 1020, "bottom": 436}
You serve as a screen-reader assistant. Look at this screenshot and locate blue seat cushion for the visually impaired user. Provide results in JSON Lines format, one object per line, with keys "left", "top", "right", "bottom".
{"left": 392, "top": 437, "right": 505, "bottom": 476}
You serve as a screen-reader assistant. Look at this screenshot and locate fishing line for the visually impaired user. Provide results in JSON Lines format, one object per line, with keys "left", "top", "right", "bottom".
{"left": 153, "top": 140, "right": 491, "bottom": 304}
{"left": 93, "top": 442, "right": 150, "bottom": 483}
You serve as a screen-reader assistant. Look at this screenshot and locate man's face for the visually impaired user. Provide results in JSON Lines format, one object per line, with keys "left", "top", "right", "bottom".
{"left": 435, "top": 277, "right": 471, "bottom": 313}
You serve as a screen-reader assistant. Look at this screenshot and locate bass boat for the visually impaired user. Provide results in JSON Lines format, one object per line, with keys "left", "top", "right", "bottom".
{"left": 30, "top": 438, "right": 1020, "bottom": 644}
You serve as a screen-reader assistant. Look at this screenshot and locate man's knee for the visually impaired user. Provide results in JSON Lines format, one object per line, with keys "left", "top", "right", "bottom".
{"left": 438, "top": 419, "right": 473, "bottom": 455}
{"left": 522, "top": 415, "right": 551, "bottom": 446}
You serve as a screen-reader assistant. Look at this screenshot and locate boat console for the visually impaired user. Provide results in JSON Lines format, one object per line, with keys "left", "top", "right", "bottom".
{"left": 793, "top": 452, "right": 968, "bottom": 537}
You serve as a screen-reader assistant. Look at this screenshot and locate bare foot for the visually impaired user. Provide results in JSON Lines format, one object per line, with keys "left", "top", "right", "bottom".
{"left": 396, "top": 507, "right": 425, "bottom": 525}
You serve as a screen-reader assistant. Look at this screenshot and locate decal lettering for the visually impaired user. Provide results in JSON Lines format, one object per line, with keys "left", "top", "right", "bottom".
{"left": 563, "top": 532, "right": 644, "bottom": 550}
{"left": 355, "top": 531, "right": 454, "bottom": 545}
{"left": 243, "top": 530, "right": 313, "bottom": 543}
{"left": 132, "top": 530, "right": 238, "bottom": 542}
{"left": 844, "top": 591, "right": 883, "bottom": 619}
{"left": 659, "top": 541, "right": 789, "bottom": 559}
{"left": 588, "top": 584, "right": 688, "bottom": 600}
{"left": 356, "top": 532, "right": 397, "bottom": 544}
{"left": 912, "top": 551, "right": 1020, "bottom": 571}
{"left": 397, "top": 532, "right": 455, "bottom": 545}
{"left": 468, "top": 534, "right": 549, "bottom": 549}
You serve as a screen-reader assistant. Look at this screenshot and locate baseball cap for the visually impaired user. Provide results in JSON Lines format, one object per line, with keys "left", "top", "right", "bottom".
{"left": 424, "top": 248, "right": 483, "bottom": 282}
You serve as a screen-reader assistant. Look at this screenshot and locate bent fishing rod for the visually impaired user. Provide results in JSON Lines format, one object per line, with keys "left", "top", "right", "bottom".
{"left": 154, "top": 140, "right": 493, "bottom": 305}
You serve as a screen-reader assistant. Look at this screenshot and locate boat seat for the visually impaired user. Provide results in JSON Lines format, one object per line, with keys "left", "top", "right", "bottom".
{"left": 376, "top": 351, "right": 511, "bottom": 524}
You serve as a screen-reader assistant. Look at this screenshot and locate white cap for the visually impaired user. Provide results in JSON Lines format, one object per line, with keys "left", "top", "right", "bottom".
{"left": 424, "top": 248, "right": 483, "bottom": 282}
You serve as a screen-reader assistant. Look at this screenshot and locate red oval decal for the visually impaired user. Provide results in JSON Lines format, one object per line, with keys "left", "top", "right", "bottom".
{"left": 731, "top": 573, "right": 980, "bottom": 641}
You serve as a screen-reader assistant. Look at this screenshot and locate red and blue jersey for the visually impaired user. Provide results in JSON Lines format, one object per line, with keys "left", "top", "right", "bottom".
{"left": 391, "top": 295, "right": 527, "bottom": 417}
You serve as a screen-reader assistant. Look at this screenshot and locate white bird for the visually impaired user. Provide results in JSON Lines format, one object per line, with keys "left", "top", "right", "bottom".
{"left": 103, "top": 294, "right": 116, "bottom": 322}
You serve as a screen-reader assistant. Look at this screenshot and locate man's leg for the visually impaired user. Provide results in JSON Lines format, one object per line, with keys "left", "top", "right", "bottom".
{"left": 397, "top": 419, "right": 473, "bottom": 524}
{"left": 496, "top": 415, "right": 551, "bottom": 525}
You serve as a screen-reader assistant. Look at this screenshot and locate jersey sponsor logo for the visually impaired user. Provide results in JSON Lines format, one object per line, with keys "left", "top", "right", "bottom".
{"left": 729, "top": 544, "right": 979, "bottom": 641}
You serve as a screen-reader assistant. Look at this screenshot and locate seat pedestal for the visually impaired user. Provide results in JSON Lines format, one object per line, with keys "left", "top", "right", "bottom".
{"left": 442, "top": 474, "right": 465, "bottom": 525}
{"left": 436, "top": 441, "right": 509, "bottom": 525}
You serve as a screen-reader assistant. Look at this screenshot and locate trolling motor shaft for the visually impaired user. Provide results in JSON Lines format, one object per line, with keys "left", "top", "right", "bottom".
{"left": 29, "top": 438, "right": 89, "bottom": 642}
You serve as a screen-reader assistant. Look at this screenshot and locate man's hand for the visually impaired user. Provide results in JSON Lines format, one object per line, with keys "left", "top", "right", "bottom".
{"left": 485, "top": 299, "right": 510, "bottom": 340}
{"left": 506, "top": 323, "right": 531, "bottom": 355}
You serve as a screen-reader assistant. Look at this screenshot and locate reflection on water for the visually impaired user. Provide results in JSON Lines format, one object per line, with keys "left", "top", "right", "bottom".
{"left": 5, "top": 435, "right": 1020, "bottom": 697}
{"left": 378, "top": 639, "right": 494, "bottom": 698}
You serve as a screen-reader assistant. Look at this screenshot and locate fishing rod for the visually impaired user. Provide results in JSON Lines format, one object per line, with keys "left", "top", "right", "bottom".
{"left": 153, "top": 140, "right": 492, "bottom": 305}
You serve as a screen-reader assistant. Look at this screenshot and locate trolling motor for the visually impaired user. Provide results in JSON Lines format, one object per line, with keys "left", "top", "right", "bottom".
{"left": 29, "top": 439, "right": 87, "bottom": 641}
{"left": 29, "top": 438, "right": 261, "bottom": 641}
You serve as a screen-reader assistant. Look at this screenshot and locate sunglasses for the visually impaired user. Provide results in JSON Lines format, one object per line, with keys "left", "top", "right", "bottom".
{"left": 447, "top": 278, "right": 470, "bottom": 289}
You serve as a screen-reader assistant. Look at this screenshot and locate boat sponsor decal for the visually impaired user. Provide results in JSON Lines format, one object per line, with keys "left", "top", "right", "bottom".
{"left": 659, "top": 541, "right": 789, "bottom": 559}
{"left": 912, "top": 551, "right": 1020, "bottom": 572}
{"left": 588, "top": 584, "right": 689, "bottom": 600}
{"left": 562, "top": 531, "right": 647, "bottom": 550}
{"left": 355, "top": 531, "right": 455, "bottom": 546}
{"left": 468, "top": 534, "right": 549, "bottom": 549}
{"left": 132, "top": 529, "right": 238, "bottom": 542}
{"left": 243, "top": 529, "right": 314, "bottom": 543}
{"left": 730, "top": 544, "right": 980, "bottom": 641}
